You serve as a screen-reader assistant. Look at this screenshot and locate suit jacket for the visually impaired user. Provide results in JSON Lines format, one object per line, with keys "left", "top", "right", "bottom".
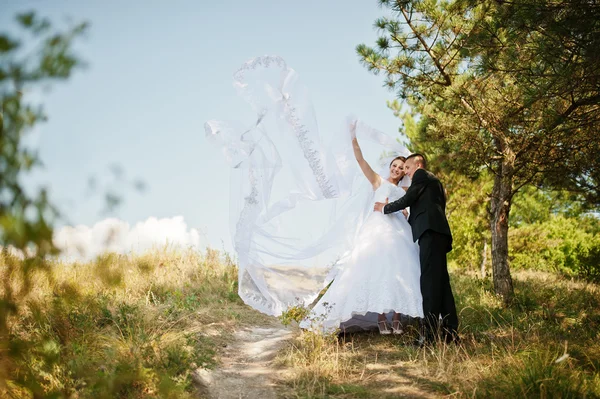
{"left": 383, "top": 168, "right": 452, "bottom": 250}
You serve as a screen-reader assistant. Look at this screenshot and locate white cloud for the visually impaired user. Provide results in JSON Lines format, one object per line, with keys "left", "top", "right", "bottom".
{"left": 53, "top": 216, "right": 207, "bottom": 261}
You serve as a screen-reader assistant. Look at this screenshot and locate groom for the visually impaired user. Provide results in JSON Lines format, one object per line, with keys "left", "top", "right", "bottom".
{"left": 374, "top": 153, "right": 459, "bottom": 344}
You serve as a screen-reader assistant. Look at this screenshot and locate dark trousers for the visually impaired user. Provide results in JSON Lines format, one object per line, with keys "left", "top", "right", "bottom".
{"left": 418, "top": 230, "right": 458, "bottom": 341}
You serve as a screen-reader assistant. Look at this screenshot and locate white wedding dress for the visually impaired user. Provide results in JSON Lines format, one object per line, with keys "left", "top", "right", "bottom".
{"left": 208, "top": 55, "right": 423, "bottom": 322}
{"left": 300, "top": 177, "right": 424, "bottom": 333}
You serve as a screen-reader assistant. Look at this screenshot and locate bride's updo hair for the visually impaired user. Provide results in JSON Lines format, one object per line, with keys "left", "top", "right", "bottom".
{"left": 389, "top": 156, "right": 406, "bottom": 167}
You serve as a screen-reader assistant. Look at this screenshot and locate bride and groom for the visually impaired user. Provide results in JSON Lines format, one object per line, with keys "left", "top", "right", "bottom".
{"left": 304, "top": 133, "right": 459, "bottom": 344}
{"left": 208, "top": 55, "right": 457, "bottom": 344}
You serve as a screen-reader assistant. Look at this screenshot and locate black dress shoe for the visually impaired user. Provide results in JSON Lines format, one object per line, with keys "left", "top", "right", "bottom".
{"left": 443, "top": 330, "right": 460, "bottom": 344}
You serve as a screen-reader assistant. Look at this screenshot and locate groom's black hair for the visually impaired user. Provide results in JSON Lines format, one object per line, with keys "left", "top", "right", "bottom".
{"left": 406, "top": 153, "right": 427, "bottom": 169}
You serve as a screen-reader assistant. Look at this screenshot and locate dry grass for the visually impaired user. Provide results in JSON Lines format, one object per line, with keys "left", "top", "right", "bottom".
{"left": 1, "top": 247, "right": 271, "bottom": 398}
{"left": 4, "top": 248, "right": 599, "bottom": 398}
{"left": 276, "top": 270, "right": 600, "bottom": 398}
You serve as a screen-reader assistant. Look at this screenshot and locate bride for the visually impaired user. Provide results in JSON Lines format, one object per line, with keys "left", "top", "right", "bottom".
{"left": 207, "top": 55, "right": 422, "bottom": 334}
{"left": 300, "top": 130, "right": 423, "bottom": 334}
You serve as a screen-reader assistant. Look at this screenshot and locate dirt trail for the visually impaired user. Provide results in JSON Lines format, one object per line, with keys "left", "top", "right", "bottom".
{"left": 193, "top": 265, "right": 438, "bottom": 398}
{"left": 194, "top": 265, "right": 325, "bottom": 398}
{"left": 194, "top": 321, "right": 294, "bottom": 399}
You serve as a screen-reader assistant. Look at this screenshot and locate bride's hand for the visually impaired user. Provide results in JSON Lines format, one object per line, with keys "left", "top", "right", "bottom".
{"left": 349, "top": 120, "right": 357, "bottom": 139}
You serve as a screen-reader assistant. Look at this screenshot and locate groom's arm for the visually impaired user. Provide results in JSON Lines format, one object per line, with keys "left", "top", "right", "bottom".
{"left": 383, "top": 184, "right": 424, "bottom": 214}
{"left": 383, "top": 170, "right": 428, "bottom": 214}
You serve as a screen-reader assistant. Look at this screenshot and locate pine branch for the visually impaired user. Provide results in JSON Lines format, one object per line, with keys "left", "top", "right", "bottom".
{"left": 398, "top": 5, "right": 452, "bottom": 86}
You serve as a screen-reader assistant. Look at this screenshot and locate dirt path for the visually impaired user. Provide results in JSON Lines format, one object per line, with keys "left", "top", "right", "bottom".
{"left": 193, "top": 265, "right": 326, "bottom": 398}
{"left": 194, "top": 320, "right": 294, "bottom": 399}
{"left": 192, "top": 265, "right": 441, "bottom": 398}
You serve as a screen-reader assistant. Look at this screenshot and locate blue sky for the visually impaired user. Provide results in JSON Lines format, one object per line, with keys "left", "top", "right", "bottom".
{"left": 1, "top": 1, "right": 404, "bottom": 253}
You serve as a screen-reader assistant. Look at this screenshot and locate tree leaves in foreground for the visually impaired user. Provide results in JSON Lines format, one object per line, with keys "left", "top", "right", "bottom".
{"left": 357, "top": 0, "right": 600, "bottom": 302}
{"left": 1, "top": 11, "right": 87, "bottom": 396}
{"left": 1, "top": 13, "right": 208, "bottom": 398}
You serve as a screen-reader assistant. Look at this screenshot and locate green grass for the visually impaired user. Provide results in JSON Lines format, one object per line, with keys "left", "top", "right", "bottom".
{"left": 277, "top": 270, "right": 600, "bottom": 398}
{"left": 1, "top": 248, "right": 270, "bottom": 398}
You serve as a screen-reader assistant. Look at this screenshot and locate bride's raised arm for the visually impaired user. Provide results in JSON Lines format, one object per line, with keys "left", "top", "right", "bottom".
{"left": 352, "top": 137, "right": 380, "bottom": 189}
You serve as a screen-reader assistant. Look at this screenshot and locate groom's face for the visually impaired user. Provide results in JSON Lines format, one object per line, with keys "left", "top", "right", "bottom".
{"left": 404, "top": 158, "right": 418, "bottom": 179}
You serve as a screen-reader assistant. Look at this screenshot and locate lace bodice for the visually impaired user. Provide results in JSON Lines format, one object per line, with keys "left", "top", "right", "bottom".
{"left": 373, "top": 179, "right": 405, "bottom": 204}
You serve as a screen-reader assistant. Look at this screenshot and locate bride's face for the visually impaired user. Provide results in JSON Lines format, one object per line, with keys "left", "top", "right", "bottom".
{"left": 389, "top": 160, "right": 405, "bottom": 180}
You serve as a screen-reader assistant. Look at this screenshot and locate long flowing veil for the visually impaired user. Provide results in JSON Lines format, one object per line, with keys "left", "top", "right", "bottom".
{"left": 206, "top": 56, "right": 409, "bottom": 316}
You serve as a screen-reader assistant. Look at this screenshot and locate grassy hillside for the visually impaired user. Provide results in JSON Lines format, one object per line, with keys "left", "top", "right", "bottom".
{"left": 1, "top": 248, "right": 270, "bottom": 398}
{"left": 3, "top": 249, "right": 599, "bottom": 398}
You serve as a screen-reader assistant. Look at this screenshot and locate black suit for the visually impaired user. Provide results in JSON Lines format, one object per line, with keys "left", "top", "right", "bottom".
{"left": 383, "top": 168, "right": 458, "bottom": 341}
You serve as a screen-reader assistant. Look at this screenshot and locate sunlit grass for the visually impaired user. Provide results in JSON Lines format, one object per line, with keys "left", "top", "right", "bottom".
{"left": 1, "top": 247, "right": 270, "bottom": 398}
{"left": 278, "top": 270, "right": 600, "bottom": 398}
{"left": 4, "top": 248, "right": 599, "bottom": 398}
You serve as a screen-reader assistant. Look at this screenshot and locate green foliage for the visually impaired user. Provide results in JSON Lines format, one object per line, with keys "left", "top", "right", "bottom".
{"left": 1, "top": 11, "right": 86, "bottom": 251}
{"left": 511, "top": 186, "right": 589, "bottom": 226}
{"left": 445, "top": 172, "right": 492, "bottom": 270}
{"left": 366, "top": 0, "right": 600, "bottom": 198}
{"left": 279, "top": 303, "right": 310, "bottom": 327}
{"left": 509, "top": 215, "right": 600, "bottom": 281}
{"left": 390, "top": 102, "right": 479, "bottom": 177}
{"left": 441, "top": 167, "right": 600, "bottom": 283}
{"left": 577, "top": 244, "right": 600, "bottom": 284}
{"left": 1, "top": 11, "right": 87, "bottom": 394}
{"left": 443, "top": 172, "right": 600, "bottom": 282}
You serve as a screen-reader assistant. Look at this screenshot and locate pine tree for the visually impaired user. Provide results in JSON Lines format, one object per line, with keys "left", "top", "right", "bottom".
{"left": 357, "top": 0, "right": 600, "bottom": 302}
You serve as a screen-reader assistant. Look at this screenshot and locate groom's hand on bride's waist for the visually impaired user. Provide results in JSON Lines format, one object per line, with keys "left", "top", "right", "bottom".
{"left": 373, "top": 198, "right": 389, "bottom": 213}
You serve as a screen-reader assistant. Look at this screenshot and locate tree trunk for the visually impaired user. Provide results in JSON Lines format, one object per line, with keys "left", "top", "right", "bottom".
{"left": 490, "top": 171, "right": 514, "bottom": 304}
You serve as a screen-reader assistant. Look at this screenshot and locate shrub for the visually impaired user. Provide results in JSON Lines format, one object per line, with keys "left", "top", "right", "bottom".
{"left": 509, "top": 215, "right": 600, "bottom": 281}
